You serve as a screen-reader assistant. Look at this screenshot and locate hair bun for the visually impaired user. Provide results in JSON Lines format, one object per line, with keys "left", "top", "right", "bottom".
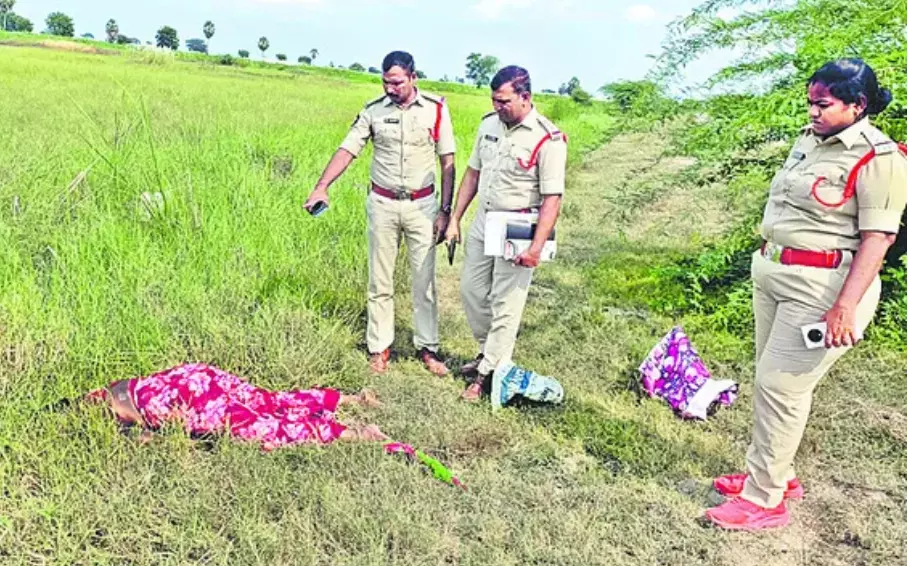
{"left": 871, "top": 87, "right": 893, "bottom": 114}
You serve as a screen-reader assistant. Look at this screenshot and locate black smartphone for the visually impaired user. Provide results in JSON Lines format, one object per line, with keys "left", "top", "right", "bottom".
{"left": 308, "top": 200, "right": 328, "bottom": 217}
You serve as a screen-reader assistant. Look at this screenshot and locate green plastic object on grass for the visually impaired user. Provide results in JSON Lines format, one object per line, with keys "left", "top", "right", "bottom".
{"left": 383, "top": 441, "right": 466, "bottom": 491}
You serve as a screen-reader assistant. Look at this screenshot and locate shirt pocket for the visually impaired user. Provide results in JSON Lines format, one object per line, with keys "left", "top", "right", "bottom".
{"left": 801, "top": 163, "right": 850, "bottom": 209}
{"left": 508, "top": 145, "right": 537, "bottom": 179}
{"left": 373, "top": 122, "right": 400, "bottom": 145}
{"left": 780, "top": 152, "right": 805, "bottom": 172}
{"left": 769, "top": 152, "right": 806, "bottom": 193}
{"left": 405, "top": 115, "right": 433, "bottom": 147}
{"left": 478, "top": 137, "right": 498, "bottom": 166}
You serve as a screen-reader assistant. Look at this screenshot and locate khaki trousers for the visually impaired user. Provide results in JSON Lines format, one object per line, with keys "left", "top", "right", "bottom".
{"left": 741, "top": 250, "right": 880, "bottom": 508}
{"left": 460, "top": 207, "right": 535, "bottom": 376}
{"left": 366, "top": 191, "right": 439, "bottom": 354}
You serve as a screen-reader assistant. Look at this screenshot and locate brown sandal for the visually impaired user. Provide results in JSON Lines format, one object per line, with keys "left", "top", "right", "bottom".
{"left": 418, "top": 348, "right": 450, "bottom": 377}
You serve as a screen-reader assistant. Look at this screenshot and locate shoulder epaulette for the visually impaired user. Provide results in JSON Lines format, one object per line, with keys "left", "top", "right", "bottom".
{"left": 861, "top": 127, "right": 898, "bottom": 155}
{"left": 364, "top": 95, "right": 387, "bottom": 110}
{"left": 830, "top": 128, "right": 907, "bottom": 209}
{"left": 420, "top": 91, "right": 444, "bottom": 105}
{"left": 481, "top": 111, "right": 498, "bottom": 121}
{"left": 536, "top": 115, "right": 564, "bottom": 142}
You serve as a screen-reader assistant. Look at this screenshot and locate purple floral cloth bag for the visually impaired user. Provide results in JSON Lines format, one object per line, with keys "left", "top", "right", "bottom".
{"left": 639, "top": 326, "right": 738, "bottom": 420}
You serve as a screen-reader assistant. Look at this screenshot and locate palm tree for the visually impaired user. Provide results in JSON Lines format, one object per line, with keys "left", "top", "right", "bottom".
{"left": 105, "top": 18, "right": 118, "bottom": 43}
{"left": 309, "top": 48, "right": 318, "bottom": 62}
{"left": 258, "top": 36, "right": 270, "bottom": 60}
{"left": 0, "top": 0, "right": 15, "bottom": 31}
{"left": 203, "top": 20, "right": 215, "bottom": 49}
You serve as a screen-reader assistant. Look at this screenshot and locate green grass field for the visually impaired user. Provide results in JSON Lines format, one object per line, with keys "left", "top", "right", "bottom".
{"left": 0, "top": 43, "right": 904, "bottom": 565}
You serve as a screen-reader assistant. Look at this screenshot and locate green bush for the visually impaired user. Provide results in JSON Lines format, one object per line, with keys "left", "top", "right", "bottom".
{"left": 631, "top": 0, "right": 908, "bottom": 347}
{"left": 541, "top": 97, "right": 580, "bottom": 122}
{"left": 868, "top": 256, "right": 908, "bottom": 349}
{"left": 570, "top": 87, "right": 592, "bottom": 105}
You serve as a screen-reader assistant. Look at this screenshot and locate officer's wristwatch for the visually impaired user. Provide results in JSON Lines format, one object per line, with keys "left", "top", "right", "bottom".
{"left": 440, "top": 204, "right": 452, "bottom": 215}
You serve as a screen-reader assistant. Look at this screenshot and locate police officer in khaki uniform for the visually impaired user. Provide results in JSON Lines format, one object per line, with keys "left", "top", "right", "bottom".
{"left": 445, "top": 66, "right": 568, "bottom": 401}
{"left": 304, "top": 51, "right": 456, "bottom": 376}
{"left": 705, "top": 59, "right": 907, "bottom": 531}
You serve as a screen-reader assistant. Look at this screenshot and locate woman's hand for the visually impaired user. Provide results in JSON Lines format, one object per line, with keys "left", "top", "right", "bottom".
{"left": 822, "top": 302, "right": 859, "bottom": 348}
{"left": 821, "top": 231, "right": 896, "bottom": 349}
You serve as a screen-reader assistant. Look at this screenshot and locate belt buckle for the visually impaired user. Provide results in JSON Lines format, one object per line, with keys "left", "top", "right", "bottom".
{"left": 394, "top": 189, "right": 410, "bottom": 200}
{"left": 762, "top": 242, "right": 783, "bottom": 263}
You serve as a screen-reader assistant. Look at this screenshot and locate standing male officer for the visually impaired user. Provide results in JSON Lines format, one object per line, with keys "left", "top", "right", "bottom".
{"left": 444, "top": 65, "right": 568, "bottom": 401}
{"left": 304, "top": 51, "right": 455, "bottom": 376}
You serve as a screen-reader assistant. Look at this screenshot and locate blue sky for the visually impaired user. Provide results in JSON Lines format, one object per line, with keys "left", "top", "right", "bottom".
{"left": 15, "top": 0, "right": 733, "bottom": 93}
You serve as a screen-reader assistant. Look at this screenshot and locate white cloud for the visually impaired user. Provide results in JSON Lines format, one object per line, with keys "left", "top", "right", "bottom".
{"left": 472, "top": 0, "right": 535, "bottom": 21}
{"left": 624, "top": 4, "right": 657, "bottom": 23}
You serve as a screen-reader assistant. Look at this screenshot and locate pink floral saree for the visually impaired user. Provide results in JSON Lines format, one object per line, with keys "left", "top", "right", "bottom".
{"left": 101, "top": 363, "right": 346, "bottom": 451}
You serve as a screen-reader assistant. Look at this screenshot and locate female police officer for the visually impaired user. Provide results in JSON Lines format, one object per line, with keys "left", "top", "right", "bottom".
{"left": 705, "top": 59, "right": 906, "bottom": 530}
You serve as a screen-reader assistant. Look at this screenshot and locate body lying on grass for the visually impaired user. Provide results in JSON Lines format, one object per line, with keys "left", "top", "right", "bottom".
{"left": 85, "top": 362, "right": 387, "bottom": 449}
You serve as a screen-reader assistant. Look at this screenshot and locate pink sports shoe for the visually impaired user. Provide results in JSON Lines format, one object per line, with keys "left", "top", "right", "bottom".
{"left": 705, "top": 498, "right": 790, "bottom": 531}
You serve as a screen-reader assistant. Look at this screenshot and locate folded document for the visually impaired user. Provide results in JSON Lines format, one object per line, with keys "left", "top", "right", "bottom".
{"left": 484, "top": 211, "right": 556, "bottom": 262}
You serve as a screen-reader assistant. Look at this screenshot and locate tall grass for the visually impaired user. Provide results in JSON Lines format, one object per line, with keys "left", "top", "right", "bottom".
{"left": 0, "top": 46, "right": 608, "bottom": 395}
{"left": 0, "top": 46, "right": 903, "bottom": 565}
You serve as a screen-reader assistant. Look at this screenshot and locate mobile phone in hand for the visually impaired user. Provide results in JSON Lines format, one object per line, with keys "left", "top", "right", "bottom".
{"left": 307, "top": 200, "right": 328, "bottom": 217}
{"left": 801, "top": 322, "right": 827, "bottom": 349}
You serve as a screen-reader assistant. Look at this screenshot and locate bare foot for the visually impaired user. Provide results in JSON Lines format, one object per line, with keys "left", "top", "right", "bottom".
{"left": 340, "top": 424, "right": 389, "bottom": 442}
{"left": 358, "top": 388, "right": 382, "bottom": 408}
{"left": 137, "top": 429, "right": 155, "bottom": 445}
{"left": 358, "top": 424, "right": 388, "bottom": 441}
{"left": 339, "top": 389, "right": 381, "bottom": 408}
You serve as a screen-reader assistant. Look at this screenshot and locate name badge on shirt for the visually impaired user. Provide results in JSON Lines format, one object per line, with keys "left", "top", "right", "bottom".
{"left": 484, "top": 134, "right": 499, "bottom": 142}
{"left": 791, "top": 150, "right": 805, "bottom": 160}
{"left": 383, "top": 117, "right": 400, "bottom": 124}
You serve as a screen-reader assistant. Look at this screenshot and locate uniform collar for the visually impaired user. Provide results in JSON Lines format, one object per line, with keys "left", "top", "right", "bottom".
{"left": 804, "top": 117, "right": 870, "bottom": 150}
{"left": 506, "top": 105, "right": 538, "bottom": 131}
{"left": 832, "top": 117, "right": 869, "bottom": 149}
{"left": 383, "top": 89, "right": 424, "bottom": 108}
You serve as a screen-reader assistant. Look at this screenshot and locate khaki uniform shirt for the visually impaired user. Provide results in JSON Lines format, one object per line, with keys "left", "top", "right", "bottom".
{"left": 467, "top": 107, "right": 567, "bottom": 211}
{"left": 761, "top": 117, "right": 907, "bottom": 251}
{"left": 339, "top": 89, "right": 455, "bottom": 193}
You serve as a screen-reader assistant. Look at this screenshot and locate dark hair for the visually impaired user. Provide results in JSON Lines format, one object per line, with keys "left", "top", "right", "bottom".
{"left": 807, "top": 58, "right": 892, "bottom": 116}
{"left": 382, "top": 51, "right": 415, "bottom": 75}
{"left": 491, "top": 65, "right": 531, "bottom": 96}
